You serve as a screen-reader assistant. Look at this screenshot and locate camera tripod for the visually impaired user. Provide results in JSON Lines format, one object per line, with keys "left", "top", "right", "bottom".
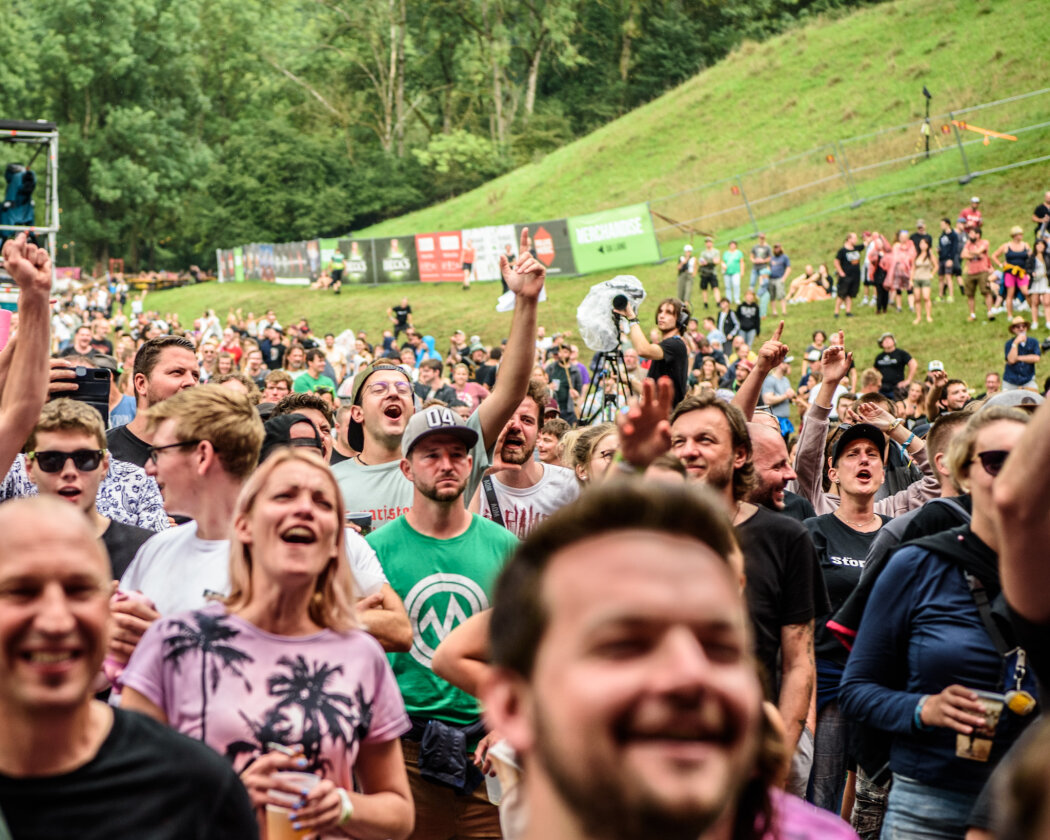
{"left": 579, "top": 348, "right": 634, "bottom": 425}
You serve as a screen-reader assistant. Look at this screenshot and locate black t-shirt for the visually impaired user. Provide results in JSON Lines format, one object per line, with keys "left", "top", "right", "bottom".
{"left": 475, "top": 363, "right": 498, "bottom": 390}
{"left": 105, "top": 425, "right": 151, "bottom": 469}
{"left": 736, "top": 506, "right": 830, "bottom": 697}
{"left": 736, "top": 302, "right": 760, "bottom": 332}
{"left": 0, "top": 708, "right": 258, "bottom": 840}
{"left": 329, "top": 449, "right": 351, "bottom": 466}
{"left": 647, "top": 334, "right": 689, "bottom": 406}
{"left": 909, "top": 233, "right": 932, "bottom": 257}
{"left": 836, "top": 246, "right": 862, "bottom": 280}
{"left": 777, "top": 491, "right": 817, "bottom": 523}
{"left": 873, "top": 347, "right": 912, "bottom": 390}
{"left": 392, "top": 304, "right": 412, "bottom": 326}
{"left": 263, "top": 340, "right": 285, "bottom": 371}
{"left": 805, "top": 513, "right": 889, "bottom": 662}
{"left": 101, "top": 519, "right": 156, "bottom": 579}
{"left": 1034, "top": 203, "right": 1050, "bottom": 237}
{"left": 90, "top": 338, "right": 114, "bottom": 355}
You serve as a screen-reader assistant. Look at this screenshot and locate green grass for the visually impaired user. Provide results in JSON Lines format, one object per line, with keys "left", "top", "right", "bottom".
{"left": 145, "top": 0, "right": 1050, "bottom": 396}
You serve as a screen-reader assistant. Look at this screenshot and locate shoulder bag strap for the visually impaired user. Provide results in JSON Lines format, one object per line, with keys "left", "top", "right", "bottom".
{"left": 481, "top": 475, "right": 505, "bottom": 528}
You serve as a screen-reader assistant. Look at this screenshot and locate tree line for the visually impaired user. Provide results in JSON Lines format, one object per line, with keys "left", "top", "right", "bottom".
{"left": 2, "top": 0, "right": 879, "bottom": 271}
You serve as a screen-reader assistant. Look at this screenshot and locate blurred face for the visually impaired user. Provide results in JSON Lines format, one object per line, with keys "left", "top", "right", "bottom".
{"left": 502, "top": 531, "right": 762, "bottom": 840}
{"left": 308, "top": 354, "right": 326, "bottom": 376}
{"left": 263, "top": 379, "right": 290, "bottom": 403}
{"left": 403, "top": 436, "right": 471, "bottom": 503}
{"left": 580, "top": 432, "right": 619, "bottom": 484}
{"left": 246, "top": 350, "right": 263, "bottom": 371}
{"left": 216, "top": 355, "right": 233, "bottom": 375}
{"left": 453, "top": 366, "right": 469, "bottom": 386}
{"left": 0, "top": 510, "right": 112, "bottom": 715}
{"left": 498, "top": 398, "right": 541, "bottom": 466}
{"left": 880, "top": 337, "right": 895, "bottom": 352}
{"left": 236, "top": 459, "right": 340, "bottom": 587}
{"left": 656, "top": 304, "right": 677, "bottom": 332}
{"left": 623, "top": 349, "right": 639, "bottom": 370}
{"left": 293, "top": 408, "right": 333, "bottom": 463}
{"left": 418, "top": 365, "right": 436, "bottom": 385}
{"left": 985, "top": 374, "right": 1001, "bottom": 394}
{"left": 829, "top": 439, "right": 884, "bottom": 498}
{"left": 73, "top": 328, "right": 92, "bottom": 351}
{"left": 944, "top": 383, "right": 969, "bottom": 410}
{"left": 965, "top": 421, "right": 1026, "bottom": 516}
{"left": 26, "top": 431, "right": 109, "bottom": 515}
{"left": 143, "top": 418, "right": 202, "bottom": 517}
{"left": 286, "top": 347, "right": 305, "bottom": 369}
{"left": 139, "top": 347, "right": 200, "bottom": 407}
{"left": 351, "top": 369, "right": 414, "bottom": 449}
{"left": 670, "top": 408, "right": 745, "bottom": 490}
{"left": 201, "top": 345, "right": 217, "bottom": 363}
{"left": 749, "top": 428, "right": 797, "bottom": 510}
{"left": 907, "top": 382, "right": 924, "bottom": 403}
{"left": 537, "top": 432, "right": 561, "bottom": 464}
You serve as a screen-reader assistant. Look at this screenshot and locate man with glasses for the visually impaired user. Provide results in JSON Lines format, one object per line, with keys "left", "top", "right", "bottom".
{"left": 26, "top": 399, "right": 155, "bottom": 579}
{"left": 261, "top": 369, "right": 293, "bottom": 404}
{"left": 105, "top": 335, "right": 201, "bottom": 468}
{"left": 118, "top": 386, "right": 264, "bottom": 618}
{"left": 333, "top": 228, "right": 547, "bottom": 529}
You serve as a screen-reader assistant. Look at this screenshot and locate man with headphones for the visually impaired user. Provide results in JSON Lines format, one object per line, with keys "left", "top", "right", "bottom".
{"left": 615, "top": 297, "right": 691, "bottom": 406}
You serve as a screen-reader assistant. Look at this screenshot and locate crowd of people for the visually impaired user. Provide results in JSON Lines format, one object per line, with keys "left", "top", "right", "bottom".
{"left": 3, "top": 193, "right": 1050, "bottom": 840}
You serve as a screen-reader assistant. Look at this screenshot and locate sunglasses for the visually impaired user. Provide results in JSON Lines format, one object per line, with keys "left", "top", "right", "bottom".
{"left": 973, "top": 449, "right": 1009, "bottom": 477}
{"left": 28, "top": 449, "right": 105, "bottom": 473}
{"left": 145, "top": 439, "right": 202, "bottom": 465}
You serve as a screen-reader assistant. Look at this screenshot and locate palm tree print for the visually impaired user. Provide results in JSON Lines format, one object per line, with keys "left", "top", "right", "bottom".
{"left": 225, "top": 708, "right": 293, "bottom": 767}
{"left": 268, "top": 655, "right": 371, "bottom": 769}
{"left": 162, "top": 611, "right": 255, "bottom": 743}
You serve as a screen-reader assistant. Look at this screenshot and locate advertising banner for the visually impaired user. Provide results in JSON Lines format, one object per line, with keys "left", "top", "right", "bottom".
{"left": 335, "top": 238, "right": 378, "bottom": 285}
{"left": 306, "top": 239, "right": 321, "bottom": 282}
{"left": 242, "top": 244, "right": 260, "bottom": 281}
{"left": 233, "top": 247, "right": 244, "bottom": 282}
{"left": 514, "top": 219, "right": 577, "bottom": 278}
{"left": 258, "top": 244, "right": 275, "bottom": 282}
{"left": 461, "top": 224, "right": 517, "bottom": 283}
{"left": 415, "top": 230, "right": 463, "bottom": 283}
{"left": 567, "top": 203, "right": 660, "bottom": 274}
{"left": 373, "top": 236, "right": 419, "bottom": 284}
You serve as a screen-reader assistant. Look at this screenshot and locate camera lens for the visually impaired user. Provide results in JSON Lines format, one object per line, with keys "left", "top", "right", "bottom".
{"left": 612, "top": 294, "right": 628, "bottom": 310}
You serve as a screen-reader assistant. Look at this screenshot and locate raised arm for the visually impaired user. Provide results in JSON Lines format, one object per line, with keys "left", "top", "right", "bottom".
{"left": 732, "top": 321, "right": 787, "bottom": 419}
{"left": 0, "top": 234, "right": 53, "bottom": 477}
{"left": 477, "top": 227, "right": 544, "bottom": 448}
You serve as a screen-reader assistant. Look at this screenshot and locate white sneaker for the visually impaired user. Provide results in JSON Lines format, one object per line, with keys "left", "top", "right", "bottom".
{"left": 969, "top": 313, "right": 977, "bottom": 321}
{"left": 1018, "top": 300, "right": 1030, "bottom": 311}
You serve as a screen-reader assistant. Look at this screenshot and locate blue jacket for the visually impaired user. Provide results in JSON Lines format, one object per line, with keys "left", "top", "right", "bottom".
{"left": 839, "top": 542, "right": 1036, "bottom": 794}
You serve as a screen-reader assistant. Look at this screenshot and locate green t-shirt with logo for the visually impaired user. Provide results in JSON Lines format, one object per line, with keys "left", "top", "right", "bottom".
{"left": 366, "top": 514, "right": 518, "bottom": 725}
{"left": 292, "top": 372, "right": 336, "bottom": 393}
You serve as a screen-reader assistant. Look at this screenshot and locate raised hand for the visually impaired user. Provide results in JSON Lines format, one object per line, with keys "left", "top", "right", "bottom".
{"left": 616, "top": 377, "right": 673, "bottom": 469}
{"left": 756, "top": 320, "right": 788, "bottom": 371}
{"left": 821, "top": 333, "right": 852, "bottom": 383}
{"left": 855, "top": 399, "right": 895, "bottom": 432}
{"left": 1, "top": 233, "right": 51, "bottom": 295}
{"left": 500, "top": 227, "right": 546, "bottom": 300}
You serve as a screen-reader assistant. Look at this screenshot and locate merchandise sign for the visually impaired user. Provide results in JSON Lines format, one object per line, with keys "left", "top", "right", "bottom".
{"left": 513, "top": 219, "right": 577, "bottom": 278}
{"left": 373, "top": 236, "right": 420, "bottom": 284}
{"left": 461, "top": 224, "right": 516, "bottom": 282}
{"left": 336, "top": 238, "right": 378, "bottom": 285}
{"left": 567, "top": 202, "right": 660, "bottom": 274}
{"left": 416, "top": 231, "right": 464, "bottom": 283}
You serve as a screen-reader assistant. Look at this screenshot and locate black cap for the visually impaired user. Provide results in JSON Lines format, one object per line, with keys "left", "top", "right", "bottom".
{"left": 260, "top": 413, "right": 323, "bottom": 462}
{"left": 831, "top": 423, "right": 887, "bottom": 465}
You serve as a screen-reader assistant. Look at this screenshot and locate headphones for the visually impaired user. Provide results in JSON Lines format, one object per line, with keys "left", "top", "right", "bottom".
{"left": 653, "top": 298, "right": 691, "bottom": 334}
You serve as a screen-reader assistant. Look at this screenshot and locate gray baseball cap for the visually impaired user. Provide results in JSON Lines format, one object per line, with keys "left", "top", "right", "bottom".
{"left": 402, "top": 405, "right": 478, "bottom": 456}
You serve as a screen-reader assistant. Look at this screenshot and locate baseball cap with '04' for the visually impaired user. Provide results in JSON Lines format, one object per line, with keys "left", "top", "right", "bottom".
{"left": 402, "top": 406, "right": 478, "bottom": 456}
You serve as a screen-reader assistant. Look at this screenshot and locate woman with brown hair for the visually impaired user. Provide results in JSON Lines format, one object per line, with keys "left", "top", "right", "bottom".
{"left": 121, "top": 449, "right": 413, "bottom": 840}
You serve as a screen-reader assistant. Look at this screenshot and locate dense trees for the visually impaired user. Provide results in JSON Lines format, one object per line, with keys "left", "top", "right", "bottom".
{"left": 2, "top": 0, "right": 878, "bottom": 270}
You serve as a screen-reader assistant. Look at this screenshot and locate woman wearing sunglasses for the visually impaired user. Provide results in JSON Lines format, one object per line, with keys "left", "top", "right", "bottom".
{"left": 839, "top": 407, "right": 1040, "bottom": 840}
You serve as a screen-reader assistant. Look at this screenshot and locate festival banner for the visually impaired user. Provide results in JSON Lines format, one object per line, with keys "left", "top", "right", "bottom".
{"left": 373, "top": 236, "right": 419, "bottom": 284}
{"left": 336, "top": 238, "right": 378, "bottom": 285}
{"left": 415, "top": 231, "right": 463, "bottom": 283}
{"left": 461, "top": 224, "right": 516, "bottom": 283}
{"left": 258, "top": 244, "right": 276, "bottom": 282}
{"left": 566, "top": 203, "right": 660, "bottom": 274}
{"left": 233, "top": 247, "right": 245, "bottom": 282}
{"left": 514, "top": 219, "right": 577, "bottom": 278}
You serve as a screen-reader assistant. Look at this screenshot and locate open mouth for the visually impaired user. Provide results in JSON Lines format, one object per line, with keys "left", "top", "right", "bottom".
{"left": 503, "top": 436, "right": 525, "bottom": 448}
{"left": 22, "top": 649, "right": 80, "bottom": 665}
{"left": 281, "top": 526, "right": 317, "bottom": 544}
{"left": 57, "top": 487, "right": 81, "bottom": 499}
{"left": 383, "top": 404, "right": 403, "bottom": 420}
{"left": 856, "top": 469, "right": 872, "bottom": 481}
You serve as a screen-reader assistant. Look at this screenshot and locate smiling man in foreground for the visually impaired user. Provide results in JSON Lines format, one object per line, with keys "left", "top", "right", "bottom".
{"left": 0, "top": 497, "right": 257, "bottom": 838}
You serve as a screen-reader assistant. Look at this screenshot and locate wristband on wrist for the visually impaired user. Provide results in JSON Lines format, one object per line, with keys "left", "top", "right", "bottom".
{"left": 914, "top": 695, "right": 932, "bottom": 731}
{"left": 888, "top": 418, "right": 903, "bottom": 432}
{"left": 336, "top": 788, "right": 354, "bottom": 826}
{"left": 903, "top": 431, "right": 916, "bottom": 448}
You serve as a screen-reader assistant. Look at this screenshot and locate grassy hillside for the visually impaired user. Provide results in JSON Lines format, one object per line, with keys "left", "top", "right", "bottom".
{"left": 148, "top": 0, "right": 1050, "bottom": 396}
{"left": 357, "top": 0, "right": 1049, "bottom": 239}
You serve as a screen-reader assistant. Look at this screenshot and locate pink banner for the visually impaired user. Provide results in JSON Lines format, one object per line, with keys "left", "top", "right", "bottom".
{"left": 415, "top": 231, "right": 464, "bottom": 283}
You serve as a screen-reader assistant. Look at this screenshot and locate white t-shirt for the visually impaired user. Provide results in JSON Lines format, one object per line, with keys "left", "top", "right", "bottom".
{"left": 480, "top": 464, "right": 580, "bottom": 538}
{"left": 332, "top": 410, "right": 492, "bottom": 530}
{"left": 120, "top": 523, "right": 389, "bottom": 613}
{"left": 808, "top": 383, "right": 851, "bottom": 420}
{"left": 120, "top": 522, "right": 229, "bottom": 616}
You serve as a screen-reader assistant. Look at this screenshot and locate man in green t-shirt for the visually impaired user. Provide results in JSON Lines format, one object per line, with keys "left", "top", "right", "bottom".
{"left": 292, "top": 349, "right": 336, "bottom": 394}
{"left": 367, "top": 406, "right": 518, "bottom": 839}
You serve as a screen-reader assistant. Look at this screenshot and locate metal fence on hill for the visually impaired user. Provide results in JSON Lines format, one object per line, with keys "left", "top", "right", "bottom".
{"left": 648, "top": 87, "right": 1050, "bottom": 246}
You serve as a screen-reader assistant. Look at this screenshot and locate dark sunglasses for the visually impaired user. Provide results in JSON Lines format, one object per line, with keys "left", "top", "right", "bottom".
{"left": 28, "top": 449, "right": 105, "bottom": 473}
{"left": 973, "top": 450, "right": 1009, "bottom": 477}
{"left": 145, "top": 439, "right": 202, "bottom": 465}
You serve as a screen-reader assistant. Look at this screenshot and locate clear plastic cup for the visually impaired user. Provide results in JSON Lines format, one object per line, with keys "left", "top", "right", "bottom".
{"left": 266, "top": 771, "right": 320, "bottom": 840}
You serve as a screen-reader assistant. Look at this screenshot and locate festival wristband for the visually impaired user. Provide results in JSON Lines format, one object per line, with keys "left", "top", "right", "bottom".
{"left": 913, "top": 695, "right": 932, "bottom": 731}
{"left": 903, "top": 432, "right": 916, "bottom": 448}
{"left": 336, "top": 788, "right": 354, "bottom": 826}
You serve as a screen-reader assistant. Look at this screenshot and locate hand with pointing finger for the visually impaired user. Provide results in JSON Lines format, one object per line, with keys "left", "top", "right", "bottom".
{"left": 755, "top": 320, "right": 788, "bottom": 372}
{"left": 501, "top": 227, "right": 546, "bottom": 300}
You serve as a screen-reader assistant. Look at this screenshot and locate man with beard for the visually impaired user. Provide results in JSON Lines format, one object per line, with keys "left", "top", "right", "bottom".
{"left": 482, "top": 480, "right": 855, "bottom": 840}
{"left": 105, "top": 335, "right": 201, "bottom": 467}
{"left": 472, "top": 379, "right": 579, "bottom": 537}
{"left": 663, "top": 392, "right": 825, "bottom": 795}
{"left": 747, "top": 419, "right": 815, "bottom": 523}
{"left": 334, "top": 227, "right": 546, "bottom": 529}
{"left": 366, "top": 406, "right": 519, "bottom": 840}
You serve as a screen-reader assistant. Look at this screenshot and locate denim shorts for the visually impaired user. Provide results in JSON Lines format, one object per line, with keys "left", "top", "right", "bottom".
{"left": 881, "top": 773, "right": 973, "bottom": 840}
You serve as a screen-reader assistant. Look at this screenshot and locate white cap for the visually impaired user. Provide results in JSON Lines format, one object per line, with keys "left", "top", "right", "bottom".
{"left": 684, "top": 244, "right": 693, "bottom": 252}
{"left": 971, "top": 196, "right": 980, "bottom": 203}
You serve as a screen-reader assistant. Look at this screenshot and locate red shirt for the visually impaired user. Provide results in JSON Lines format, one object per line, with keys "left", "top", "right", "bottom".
{"left": 960, "top": 207, "right": 983, "bottom": 232}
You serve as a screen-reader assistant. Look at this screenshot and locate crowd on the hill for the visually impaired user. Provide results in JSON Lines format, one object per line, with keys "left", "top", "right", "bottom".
{"left": 2, "top": 190, "right": 1050, "bottom": 840}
